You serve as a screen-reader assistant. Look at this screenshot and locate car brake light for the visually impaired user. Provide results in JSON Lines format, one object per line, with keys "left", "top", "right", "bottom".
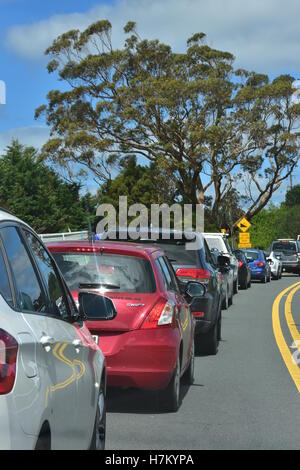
{"left": 238, "top": 261, "right": 244, "bottom": 268}
{"left": 193, "top": 311, "right": 205, "bottom": 318}
{"left": 255, "top": 262, "right": 265, "bottom": 268}
{"left": 141, "top": 300, "right": 175, "bottom": 329}
{"left": 176, "top": 268, "right": 211, "bottom": 283}
{"left": 0, "top": 329, "right": 18, "bottom": 395}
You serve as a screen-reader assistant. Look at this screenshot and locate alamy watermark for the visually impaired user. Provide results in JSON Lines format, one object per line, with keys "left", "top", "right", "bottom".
{"left": 0, "top": 80, "right": 6, "bottom": 105}
{"left": 292, "top": 80, "right": 300, "bottom": 105}
{"left": 95, "top": 196, "right": 204, "bottom": 250}
{"left": 291, "top": 340, "right": 300, "bottom": 366}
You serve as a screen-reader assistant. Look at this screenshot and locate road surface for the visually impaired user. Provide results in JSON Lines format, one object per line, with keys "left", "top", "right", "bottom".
{"left": 106, "top": 275, "right": 300, "bottom": 450}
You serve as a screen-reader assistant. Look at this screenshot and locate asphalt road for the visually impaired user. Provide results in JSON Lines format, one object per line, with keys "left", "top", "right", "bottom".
{"left": 106, "top": 275, "right": 300, "bottom": 450}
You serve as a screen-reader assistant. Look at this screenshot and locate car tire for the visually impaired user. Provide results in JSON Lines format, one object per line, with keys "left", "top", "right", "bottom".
{"left": 233, "top": 278, "right": 239, "bottom": 295}
{"left": 248, "top": 278, "right": 252, "bottom": 288}
{"left": 261, "top": 275, "right": 267, "bottom": 284}
{"left": 160, "top": 356, "right": 181, "bottom": 412}
{"left": 183, "top": 341, "right": 195, "bottom": 385}
{"left": 241, "top": 278, "right": 248, "bottom": 290}
{"left": 90, "top": 383, "right": 106, "bottom": 450}
{"left": 222, "top": 288, "right": 229, "bottom": 310}
{"left": 198, "top": 318, "right": 220, "bottom": 356}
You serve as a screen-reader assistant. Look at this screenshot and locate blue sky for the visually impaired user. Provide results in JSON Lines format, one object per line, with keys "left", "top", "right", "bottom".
{"left": 0, "top": 0, "right": 299, "bottom": 199}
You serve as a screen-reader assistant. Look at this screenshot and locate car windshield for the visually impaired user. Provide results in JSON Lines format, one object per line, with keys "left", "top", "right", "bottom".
{"left": 272, "top": 242, "right": 297, "bottom": 253}
{"left": 52, "top": 252, "right": 156, "bottom": 293}
{"left": 205, "top": 237, "right": 225, "bottom": 253}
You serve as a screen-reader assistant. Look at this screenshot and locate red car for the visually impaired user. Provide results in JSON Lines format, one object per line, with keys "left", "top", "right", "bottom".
{"left": 47, "top": 241, "right": 199, "bottom": 411}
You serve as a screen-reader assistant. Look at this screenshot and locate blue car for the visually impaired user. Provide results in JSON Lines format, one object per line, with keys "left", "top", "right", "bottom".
{"left": 241, "top": 249, "right": 272, "bottom": 283}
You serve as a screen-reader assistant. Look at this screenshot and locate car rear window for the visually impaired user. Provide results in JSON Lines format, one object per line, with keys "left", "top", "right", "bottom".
{"left": 149, "top": 241, "right": 200, "bottom": 266}
{"left": 244, "top": 251, "right": 259, "bottom": 260}
{"left": 52, "top": 252, "right": 156, "bottom": 293}
{"left": 205, "top": 237, "right": 226, "bottom": 253}
{"left": 272, "top": 242, "right": 297, "bottom": 253}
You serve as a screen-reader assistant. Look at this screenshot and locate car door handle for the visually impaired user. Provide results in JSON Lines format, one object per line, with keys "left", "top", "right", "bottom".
{"left": 40, "top": 335, "right": 55, "bottom": 350}
{"left": 72, "top": 339, "right": 83, "bottom": 348}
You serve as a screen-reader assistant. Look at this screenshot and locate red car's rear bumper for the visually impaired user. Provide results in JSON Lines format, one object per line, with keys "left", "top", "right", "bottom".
{"left": 91, "top": 327, "right": 180, "bottom": 390}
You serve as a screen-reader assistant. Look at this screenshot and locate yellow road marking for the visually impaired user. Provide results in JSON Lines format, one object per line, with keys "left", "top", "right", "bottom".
{"left": 272, "top": 282, "right": 300, "bottom": 393}
{"left": 285, "top": 285, "right": 300, "bottom": 347}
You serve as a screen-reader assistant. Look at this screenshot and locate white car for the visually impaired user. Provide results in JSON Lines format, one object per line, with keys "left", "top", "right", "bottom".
{"left": 0, "top": 208, "right": 115, "bottom": 450}
{"left": 203, "top": 233, "right": 239, "bottom": 295}
{"left": 267, "top": 251, "right": 283, "bottom": 280}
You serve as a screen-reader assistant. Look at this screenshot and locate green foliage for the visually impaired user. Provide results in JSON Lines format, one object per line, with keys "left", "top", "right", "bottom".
{"left": 285, "top": 184, "right": 300, "bottom": 207}
{"left": 97, "top": 155, "right": 178, "bottom": 212}
{"left": 251, "top": 203, "right": 300, "bottom": 249}
{"left": 0, "top": 141, "right": 92, "bottom": 233}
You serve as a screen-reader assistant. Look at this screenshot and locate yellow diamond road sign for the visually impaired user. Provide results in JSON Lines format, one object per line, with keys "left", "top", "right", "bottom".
{"left": 237, "top": 217, "right": 251, "bottom": 233}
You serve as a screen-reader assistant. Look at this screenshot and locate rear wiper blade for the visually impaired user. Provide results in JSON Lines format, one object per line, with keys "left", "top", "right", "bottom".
{"left": 79, "top": 282, "right": 120, "bottom": 290}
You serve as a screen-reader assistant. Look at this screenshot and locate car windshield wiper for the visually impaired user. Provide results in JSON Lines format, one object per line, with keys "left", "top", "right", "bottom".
{"left": 79, "top": 282, "right": 120, "bottom": 290}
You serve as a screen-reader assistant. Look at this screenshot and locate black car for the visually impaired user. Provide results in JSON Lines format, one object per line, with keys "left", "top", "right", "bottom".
{"left": 233, "top": 249, "right": 252, "bottom": 290}
{"left": 99, "top": 229, "right": 224, "bottom": 356}
{"left": 270, "top": 240, "right": 300, "bottom": 275}
{"left": 210, "top": 249, "right": 234, "bottom": 310}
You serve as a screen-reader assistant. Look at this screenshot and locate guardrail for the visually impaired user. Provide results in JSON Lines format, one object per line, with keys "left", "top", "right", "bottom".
{"left": 39, "top": 231, "right": 89, "bottom": 243}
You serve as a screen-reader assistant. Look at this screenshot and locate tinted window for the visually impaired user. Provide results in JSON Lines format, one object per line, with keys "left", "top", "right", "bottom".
{"left": 23, "top": 231, "right": 70, "bottom": 320}
{"left": 0, "top": 247, "right": 13, "bottom": 307}
{"left": 272, "top": 242, "right": 297, "bottom": 253}
{"left": 53, "top": 252, "right": 156, "bottom": 294}
{"left": 156, "top": 257, "right": 178, "bottom": 292}
{"left": 244, "top": 250, "right": 259, "bottom": 261}
{"left": 205, "top": 237, "right": 226, "bottom": 254}
{"left": 1, "top": 227, "right": 46, "bottom": 312}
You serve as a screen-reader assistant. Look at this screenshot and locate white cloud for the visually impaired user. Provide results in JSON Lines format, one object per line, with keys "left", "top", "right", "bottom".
{"left": 5, "top": 0, "right": 300, "bottom": 73}
{"left": 0, "top": 126, "right": 49, "bottom": 155}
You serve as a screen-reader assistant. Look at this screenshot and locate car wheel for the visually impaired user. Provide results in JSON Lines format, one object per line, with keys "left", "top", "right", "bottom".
{"left": 233, "top": 278, "right": 239, "bottom": 295}
{"left": 90, "top": 384, "right": 106, "bottom": 450}
{"left": 222, "top": 288, "right": 229, "bottom": 310}
{"left": 217, "top": 312, "right": 222, "bottom": 341}
{"left": 248, "top": 278, "right": 252, "bottom": 288}
{"left": 199, "top": 318, "right": 219, "bottom": 356}
{"left": 261, "top": 275, "right": 267, "bottom": 284}
{"left": 183, "top": 341, "right": 195, "bottom": 385}
{"left": 241, "top": 278, "right": 248, "bottom": 290}
{"left": 160, "top": 356, "right": 181, "bottom": 412}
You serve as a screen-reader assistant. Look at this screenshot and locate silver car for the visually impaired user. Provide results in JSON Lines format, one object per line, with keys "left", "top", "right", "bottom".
{"left": 267, "top": 251, "right": 283, "bottom": 280}
{"left": 0, "top": 209, "right": 114, "bottom": 450}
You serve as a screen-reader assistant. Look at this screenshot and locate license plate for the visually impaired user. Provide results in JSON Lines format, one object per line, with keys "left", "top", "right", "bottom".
{"left": 92, "top": 335, "right": 99, "bottom": 345}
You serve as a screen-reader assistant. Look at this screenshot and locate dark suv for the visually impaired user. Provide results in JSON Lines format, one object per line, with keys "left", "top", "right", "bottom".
{"left": 270, "top": 240, "right": 300, "bottom": 275}
{"left": 98, "top": 229, "right": 224, "bottom": 356}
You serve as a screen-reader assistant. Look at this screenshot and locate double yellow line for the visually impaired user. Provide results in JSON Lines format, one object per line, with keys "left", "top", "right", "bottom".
{"left": 272, "top": 282, "right": 300, "bottom": 393}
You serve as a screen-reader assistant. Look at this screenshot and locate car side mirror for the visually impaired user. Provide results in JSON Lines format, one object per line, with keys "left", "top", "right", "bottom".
{"left": 185, "top": 281, "right": 206, "bottom": 298}
{"left": 78, "top": 292, "right": 117, "bottom": 321}
{"left": 217, "top": 255, "right": 230, "bottom": 268}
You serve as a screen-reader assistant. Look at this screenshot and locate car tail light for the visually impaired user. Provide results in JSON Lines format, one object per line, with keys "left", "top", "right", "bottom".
{"left": 0, "top": 329, "right": 18, "bottom": 395}
{"left": 176, "top": 268, "right": 211, "bottom": 283}
{"left": 141, "top": 300, "right": 175, "bottom": 329}
{"left": 255, "top": 262, "right": 265, "bottom": 268}
{"left": 193, "top": 311, "right": 205, "bottom": 318}
{"left": 238, "top": 261, "right": 244, "bottom": 268}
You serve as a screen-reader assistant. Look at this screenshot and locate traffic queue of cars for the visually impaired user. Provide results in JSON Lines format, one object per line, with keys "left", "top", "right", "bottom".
{"left": 0, "top": 207, "right": 298, "bottom": 450}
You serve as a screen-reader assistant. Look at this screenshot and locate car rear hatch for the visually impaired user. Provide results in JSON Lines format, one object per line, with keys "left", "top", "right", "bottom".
{"left": 52, "top": 249, "right": 159, "bottom": 334}
{"left": 272, "top": 242, "right": 299, "bottom": 266}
